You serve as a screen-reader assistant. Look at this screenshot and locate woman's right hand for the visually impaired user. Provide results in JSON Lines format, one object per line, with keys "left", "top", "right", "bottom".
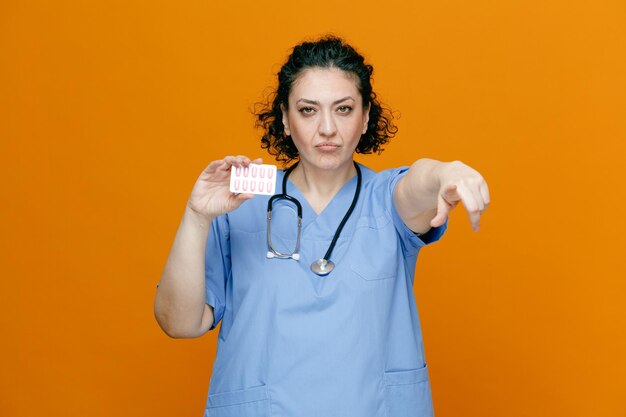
{"left": 187, "top": 155, "right": 263, "bottom": 220}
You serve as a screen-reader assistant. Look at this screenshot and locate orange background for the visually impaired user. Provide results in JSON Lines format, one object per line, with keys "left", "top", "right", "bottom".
{"left": 1, "top": 0, "right": 625, "bottom": 416}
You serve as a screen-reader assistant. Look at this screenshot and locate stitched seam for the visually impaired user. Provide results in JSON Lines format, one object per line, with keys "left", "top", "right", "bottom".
{"left": 207, "top": 398, "right": 269, "bottom": 409}
{"left": 384, "top": 379, "right": 429, "bottom": 386}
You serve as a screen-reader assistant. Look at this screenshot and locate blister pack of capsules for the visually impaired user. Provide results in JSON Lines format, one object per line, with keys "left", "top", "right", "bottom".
{"left": 230, "top": 164, "right": 277, "bottom": 195}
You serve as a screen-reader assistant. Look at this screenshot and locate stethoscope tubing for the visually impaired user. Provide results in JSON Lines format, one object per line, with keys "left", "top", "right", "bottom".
{"left": 266, "top": 193, "right": 302, "bottom": 259}
{"left": 265, "top": 161, "right": 362, "bottom": 272}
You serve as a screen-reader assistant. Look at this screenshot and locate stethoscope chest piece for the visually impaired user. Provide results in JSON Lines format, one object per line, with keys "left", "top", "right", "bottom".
{"left": 310, "top": 259, "right": 334, "bottom": 276}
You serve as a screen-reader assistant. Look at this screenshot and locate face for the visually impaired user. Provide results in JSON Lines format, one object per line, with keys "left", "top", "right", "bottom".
{"left": 282, "top": 67, "right": 370, "bottom": 172}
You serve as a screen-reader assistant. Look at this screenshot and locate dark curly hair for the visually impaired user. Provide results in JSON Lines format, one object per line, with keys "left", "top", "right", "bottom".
{"left": 255, "top": 35, "right": 398, "bottom": 163}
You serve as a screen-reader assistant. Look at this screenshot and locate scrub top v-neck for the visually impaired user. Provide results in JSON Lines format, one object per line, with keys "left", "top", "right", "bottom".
{"left": 203, "top": 164, "right": 448, "bottom": 417}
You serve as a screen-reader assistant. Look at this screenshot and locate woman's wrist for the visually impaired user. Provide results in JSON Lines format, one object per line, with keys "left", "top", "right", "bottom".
{"left": 184, "top": 204, "right": 214, "bottom": 230}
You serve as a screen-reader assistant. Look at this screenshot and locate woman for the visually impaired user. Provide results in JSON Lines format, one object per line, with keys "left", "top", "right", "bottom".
{"left": 154, "top": 36, "right": 490, "bottom": 417}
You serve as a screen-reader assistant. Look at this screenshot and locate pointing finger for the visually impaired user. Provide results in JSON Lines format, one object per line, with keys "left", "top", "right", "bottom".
{"left": 470, "top": 187, "right": 485, "bottom": 212}
{"left": 455, "top": 184, "right": 481, "bottom": 231}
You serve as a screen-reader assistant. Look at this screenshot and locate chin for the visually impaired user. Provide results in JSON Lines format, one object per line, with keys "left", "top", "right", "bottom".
{"left": 313, "top": 155, "right": 353, "bottom": 171}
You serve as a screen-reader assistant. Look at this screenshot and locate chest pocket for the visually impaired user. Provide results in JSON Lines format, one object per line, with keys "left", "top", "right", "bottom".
{"left": 349, "top": 211, "right": 399, "bottom": 281}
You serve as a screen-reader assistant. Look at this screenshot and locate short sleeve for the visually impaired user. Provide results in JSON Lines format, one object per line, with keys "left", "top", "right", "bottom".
{"left": 387, "top": 166, "right": 449, "bottom": 250}
{"left": 204, "top": 214, "right": 231, "bottom": 331}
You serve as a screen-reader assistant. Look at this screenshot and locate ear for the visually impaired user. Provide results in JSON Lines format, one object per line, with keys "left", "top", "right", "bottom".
{"left": 280, "top": 103, "right": 290, "bottom": 136}
{"left": 362, "top": 102, "right": 371, "bottom": 134}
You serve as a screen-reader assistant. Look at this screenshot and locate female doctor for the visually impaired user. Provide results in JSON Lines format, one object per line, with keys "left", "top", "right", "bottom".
{"left": 154, "top": 36, "right": 490, "bottom": 417}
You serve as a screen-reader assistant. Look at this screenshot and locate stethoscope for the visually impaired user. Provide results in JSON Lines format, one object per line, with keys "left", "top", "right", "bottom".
{"left": 266, "top": 161, "right": 362, "bottom": 276}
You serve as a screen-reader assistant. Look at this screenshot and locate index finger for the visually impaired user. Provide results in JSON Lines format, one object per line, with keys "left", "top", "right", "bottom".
{"left": 455, "top": 185, "right": 481, "bottom": 231}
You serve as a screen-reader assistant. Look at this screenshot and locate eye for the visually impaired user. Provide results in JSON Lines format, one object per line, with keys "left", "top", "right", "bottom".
{"left": 337, "top": 105, "right": 353, "bottom": 113}
{"left": 298, "top": 107, "right": 316, "bottom": 114}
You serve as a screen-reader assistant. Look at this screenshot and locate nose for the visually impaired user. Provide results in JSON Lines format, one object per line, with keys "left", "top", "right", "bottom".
{"left": 318, "top": 110, "right": 337, "bottom": 137}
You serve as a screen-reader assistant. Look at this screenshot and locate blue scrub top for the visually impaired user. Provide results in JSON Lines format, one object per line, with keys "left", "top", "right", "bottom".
{"left": 203, "top": 164, "right": 448, "bottom": 417}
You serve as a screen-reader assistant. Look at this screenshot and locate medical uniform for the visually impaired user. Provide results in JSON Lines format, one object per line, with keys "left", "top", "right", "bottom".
{"left": 203, "top": 164, "right": 448, "bottom": 417}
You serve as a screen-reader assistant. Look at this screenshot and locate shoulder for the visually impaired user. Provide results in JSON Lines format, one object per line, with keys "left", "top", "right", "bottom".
{"left": 355, "top": 163, "right": 410, "bottom": 219}
{"left": 357, "top": 163, "right": 410, "bottom": 193}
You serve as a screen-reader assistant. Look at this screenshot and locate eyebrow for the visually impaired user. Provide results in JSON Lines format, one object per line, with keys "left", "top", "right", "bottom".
{"left": 295, "top": 96, "right": 355, "bottom": 105}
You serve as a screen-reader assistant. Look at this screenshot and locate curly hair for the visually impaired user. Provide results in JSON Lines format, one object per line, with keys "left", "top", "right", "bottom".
{"left": 255, "top": 35, "right": 398, "bottom": 163}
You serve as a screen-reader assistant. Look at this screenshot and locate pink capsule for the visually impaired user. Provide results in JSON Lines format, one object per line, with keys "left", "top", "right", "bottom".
{"left": 235, "top": 179, "right": 240, "bottom": 190}
{"left": 259, "top": 182, "right": 264, "bottom": 192}
{"left": 267, "top": 169, "right": 274, "bottom": 179}
{"left": 251, "top": 165, "right": 257, "bottom": 178}
{"left": 267, "top": 181, "right": 273, "bottom": 193}
{"left": 260, "top": 168, "right": 265, "bottom": 178}
{"left": 242, "top": 180, "right": 248, "bottom": 191}
{"left": 235, "top": 166, "right": 242, "bottom": 176}
{"left": 243, "top": 166, "right": 249, "bottom": 177}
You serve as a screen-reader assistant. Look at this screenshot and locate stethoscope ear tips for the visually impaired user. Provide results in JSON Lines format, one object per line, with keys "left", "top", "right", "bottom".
{"left": 266, "top": 251, "right": 275, "bottom": 259}
{"left": 292, "top": 253, "right": 300, "bottom": 261}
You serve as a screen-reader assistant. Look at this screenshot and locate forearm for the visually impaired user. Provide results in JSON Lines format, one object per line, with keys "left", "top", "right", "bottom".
{"left": 154, "top": 206, "right": 214, "bottom": 338}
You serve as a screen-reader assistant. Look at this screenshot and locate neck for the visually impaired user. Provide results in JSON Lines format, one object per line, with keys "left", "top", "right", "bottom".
{"left": 289, "top": 160, "right": 357, "bottom": 214}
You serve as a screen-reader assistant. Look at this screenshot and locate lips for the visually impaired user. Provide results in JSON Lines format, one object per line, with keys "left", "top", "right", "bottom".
{"left": 315, "top": 142, "right": 341, "bottom": 151}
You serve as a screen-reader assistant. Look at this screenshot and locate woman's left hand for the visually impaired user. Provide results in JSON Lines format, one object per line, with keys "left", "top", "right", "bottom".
{"left": 430, "top": 161, "right": 491, "bottom": 232}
